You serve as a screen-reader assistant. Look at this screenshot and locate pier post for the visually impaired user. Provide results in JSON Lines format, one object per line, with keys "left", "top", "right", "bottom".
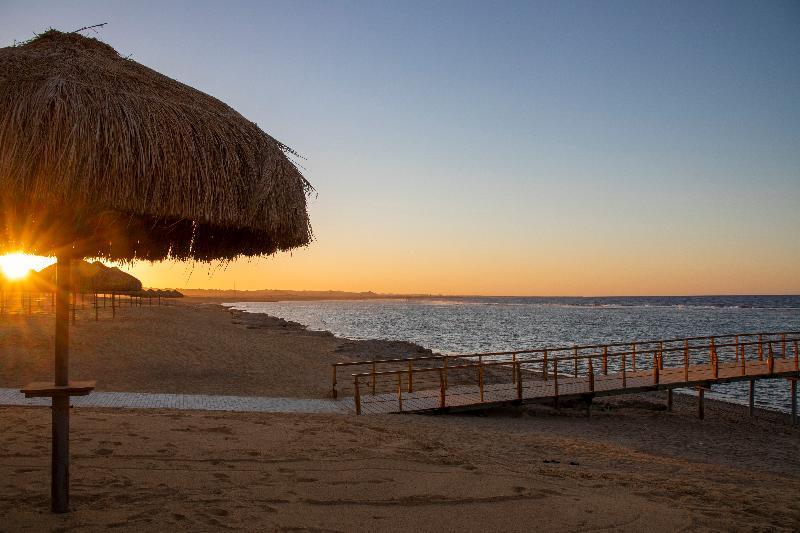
{"left": 768, "top": 343, "right": 775, "bottom": 374}
{"left": 573, "top": 347, "right": 578, "bottom": 377}
{"left": 758, "top": 334, "right": 763, "bottom": 361}
{"left": 667, "top": 389, "right": 673, "bottom": 411}
{"left": 397, "top": 374, "right": 403, "bottom": 411}
{"left": 653, "top": 352, "right": 659, "bottom": 385}
{"left": 511, "top": 353, "right": 517, "bottom": 384}
{"left": 683, "top": 340, "right": 689, "bottom": 382}
{"left": 553, "top": 359, "right": 559, "bottom": 404}
{"left": 478, "top": 362, "right": 484, "bottom": 402}
{"left": 602, "top": 346, "right": 608, "bottom": 375}
{"left": 749, "top": 380, "right": 755, "bottom": 417}
{"left": 542, "top": 349, "right": 548, "bottom": 381}
{"left": 516, "top": 362, "right": 523, "bottom": 401}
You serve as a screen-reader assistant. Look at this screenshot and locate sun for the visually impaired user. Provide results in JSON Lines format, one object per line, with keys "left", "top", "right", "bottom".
{"left": 0, "top": 253, "right": 55, "bottom": 280}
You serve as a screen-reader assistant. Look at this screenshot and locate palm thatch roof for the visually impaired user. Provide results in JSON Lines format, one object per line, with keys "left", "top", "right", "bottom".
{"left": 36, "top": 260, "right": 142, "bottom": 292}
{"left": 0, "top": 30, "right": 312, "bottom": 261}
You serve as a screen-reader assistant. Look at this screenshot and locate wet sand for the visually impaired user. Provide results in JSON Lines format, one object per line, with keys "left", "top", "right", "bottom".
{"left": 0, "top": 299, "right": 798, "bottom": 531}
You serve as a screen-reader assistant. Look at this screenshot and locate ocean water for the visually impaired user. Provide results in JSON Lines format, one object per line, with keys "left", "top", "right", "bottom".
{"left": 228, "top": 296, "right": 800, "bottom": 413}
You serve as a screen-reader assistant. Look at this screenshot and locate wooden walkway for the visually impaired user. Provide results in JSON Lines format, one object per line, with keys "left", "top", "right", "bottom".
{"left": 334, "top": 331, "right": 800, "bottom": 423}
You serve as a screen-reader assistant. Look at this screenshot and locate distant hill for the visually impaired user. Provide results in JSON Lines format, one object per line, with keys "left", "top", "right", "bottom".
{"left": 180, "top": 289, "right": 437, "bottom": 301}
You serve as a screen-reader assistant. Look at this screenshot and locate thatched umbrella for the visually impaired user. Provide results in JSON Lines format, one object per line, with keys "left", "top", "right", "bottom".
{"left": 0, "top": 30, "right": 312, "bottom": 512}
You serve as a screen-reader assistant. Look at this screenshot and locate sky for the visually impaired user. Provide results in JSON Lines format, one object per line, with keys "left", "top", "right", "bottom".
{"left": 1, "top": 0, "right": 798, "bottom": 296}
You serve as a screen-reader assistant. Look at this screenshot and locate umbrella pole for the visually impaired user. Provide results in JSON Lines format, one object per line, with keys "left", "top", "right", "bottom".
{"left": 52, "top": 252, "right": 71, "bottom": 513}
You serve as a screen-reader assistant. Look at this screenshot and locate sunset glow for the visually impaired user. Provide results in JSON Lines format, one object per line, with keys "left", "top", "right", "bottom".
{"left": 0, "top": 253, "right": 54, "bottom": 280}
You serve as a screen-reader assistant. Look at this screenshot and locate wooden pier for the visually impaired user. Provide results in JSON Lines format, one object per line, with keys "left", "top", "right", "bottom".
{"left": 332, "top": 331, "right": 800, "bottom": 423}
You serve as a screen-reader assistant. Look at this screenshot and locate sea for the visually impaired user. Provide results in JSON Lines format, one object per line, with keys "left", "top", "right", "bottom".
{"left": 227, "top": 296, "right": 800, "bottom": 414}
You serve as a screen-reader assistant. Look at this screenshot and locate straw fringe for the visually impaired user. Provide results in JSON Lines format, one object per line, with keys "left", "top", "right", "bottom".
{"left": 0, "top": 30, "right": 312, "bottom": 261}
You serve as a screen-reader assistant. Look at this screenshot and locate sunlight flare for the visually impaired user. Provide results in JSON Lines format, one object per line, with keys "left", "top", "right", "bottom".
{"left": 0, "top": 253, "right": 54, "bottom": 280}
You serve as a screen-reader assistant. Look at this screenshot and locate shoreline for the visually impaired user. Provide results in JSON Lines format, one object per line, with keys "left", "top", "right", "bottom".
{"left": 223, "top": 301, "right": 798, "bottom": 417}
{"left": 1, "top": 299, "right": 798, "bottom": 530}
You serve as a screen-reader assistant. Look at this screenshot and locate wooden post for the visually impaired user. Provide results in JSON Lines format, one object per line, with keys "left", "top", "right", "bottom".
{"left": 697, "top": 387, "right": 705, "bottom": 420}
{"left": 741, "top": 343, "right": 747, "bottom": 376}
{"left": 111, "top": 292, "right": 116, "bottom": 318}
{"left": 331, "top": 366, "right": 337, "bottom": 399}
{"left": 768, "top": 342, "right": 774, "bottom": 374}
{"left": 439, "top": 369, "right": 446, "bottom": 408}
{"left": 511, "top": 353, "right": 517, "bottom": 384}
{"left": 52, "top": 253, "right": 71, "bottom": 513}
{"left": 588, "top": 357, "right": 594, "bottom": 392}
{"left": 94, "top": 293, "right": 98, "bottom": 322}
{"left": 407, "top": 361, "right": 413, "bottom": 393}
{"left": 749, "top": 380, "right": 755, "bottom": 417}
{"left": 573, "top": 346, "right": 578, "bottom": 377}
{"left": 621, "top": 352, "right": 626, "bottom": 388}
{"left": 553, "top": 359, "right": 559, "bottom": 399}
{"left": 782, "top": 333, "right": 787, "bottom": 358}
{"left": 708, "top": 337, "right": 719, "bottom": 379}
{"left": 397, "top": 374, "right": 403, "bottom": 412}
{"left": 658, "top": 341, "right": 664, "bottom": 370}
{"left": 478, "top": 362, "right": 484, "bottom": 402}
{"left": 371, "top": 362, "right": 376, "bottom": 395}
{"left": 758, "top": 334, "right": 763, "bottom": 361}
{"left": 794, "top": 340, "right": 799, "bottom": 371}
{"left": 353, "top": 376, "right": 361, "bottom": 416}
{"left": 712, "top": 339, "right": 719, "bottom": 379}
{"left": 684, "top": 340, "right": 689, "bottom": 382}
{"left": 631, "top": 343, "right": 636, "bottom": 372}
{"left": 443, "top": 356, "right": 449, "bottom": 389}
{"left": 667, "top": 389, "right": 673, "bottom": 411}
{"left": 790, "top": 378, "right": 797, "bottom": 427}
{"left": 542, "top": 349, "right": 548, "bottom": 381}
{"left": 602, "top": 345, "right": 608, "bottom": 375}
{"left": 516, "top": 362, "right": 523, "bottom": 401}
{"left": 653, "top": 352, "right": 659, "bottom": 385}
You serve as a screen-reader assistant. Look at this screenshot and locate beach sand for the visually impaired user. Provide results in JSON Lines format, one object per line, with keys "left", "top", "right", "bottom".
{"left": 1, "top": 299, "right": 799, "bottom": 531}
{"left": 0, "top": 299, "right": 431, "bottom": 398}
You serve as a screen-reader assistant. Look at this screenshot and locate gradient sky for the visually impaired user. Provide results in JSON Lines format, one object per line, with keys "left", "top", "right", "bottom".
{"left": 2, "top": 0, "right": 798, "bottom": 295}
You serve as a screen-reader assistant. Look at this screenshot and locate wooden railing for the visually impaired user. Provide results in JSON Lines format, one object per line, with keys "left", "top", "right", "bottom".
{"left": 332, "top": 331, "right": 799, "bottom": 398}
{"left": 338, "top": 331, "right": 800, "bottom": 415}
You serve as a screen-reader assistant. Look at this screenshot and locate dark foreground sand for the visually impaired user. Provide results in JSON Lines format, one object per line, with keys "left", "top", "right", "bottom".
{"left": 0, "top": 300, "right": 799, "bottom": 531}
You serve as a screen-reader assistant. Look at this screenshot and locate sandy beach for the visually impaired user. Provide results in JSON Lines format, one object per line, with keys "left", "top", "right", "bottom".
{"left": 1, "top": 299, "right": 799, "bottom": 531}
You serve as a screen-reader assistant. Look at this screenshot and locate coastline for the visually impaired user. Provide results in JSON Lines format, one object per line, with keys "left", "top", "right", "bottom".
{"left": 0, "top": 298, "right": 798, "bottom": 530}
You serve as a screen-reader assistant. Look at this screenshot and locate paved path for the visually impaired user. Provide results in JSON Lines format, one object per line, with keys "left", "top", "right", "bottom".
{"left": 0, "top": 388, "right": 353, "bottom": 414}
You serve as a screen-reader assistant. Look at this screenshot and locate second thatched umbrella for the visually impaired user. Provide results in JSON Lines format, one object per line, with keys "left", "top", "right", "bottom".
{"left": 0, "top": 30, "right": 313, "bottom": 513}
